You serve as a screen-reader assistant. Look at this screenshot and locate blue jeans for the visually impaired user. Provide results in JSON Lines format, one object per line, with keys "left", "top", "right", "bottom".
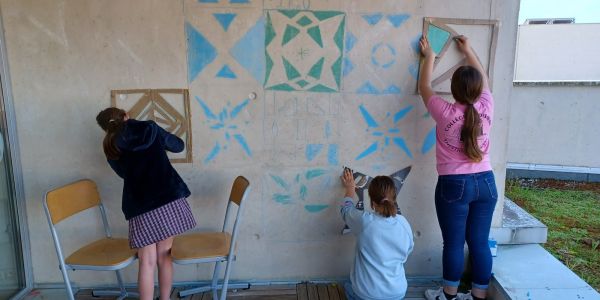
{"left": 435, "top": 171, "right": 497, "bottom": 290}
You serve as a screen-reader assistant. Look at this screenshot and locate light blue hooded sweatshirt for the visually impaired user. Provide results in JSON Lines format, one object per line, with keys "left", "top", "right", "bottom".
{"left": 341, "top": 197, "right": 414, "bottom": 300}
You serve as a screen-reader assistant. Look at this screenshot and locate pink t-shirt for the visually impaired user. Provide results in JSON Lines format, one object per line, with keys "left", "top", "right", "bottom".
{"left": 426, "top": 90, "right": 494, "bottom": 175}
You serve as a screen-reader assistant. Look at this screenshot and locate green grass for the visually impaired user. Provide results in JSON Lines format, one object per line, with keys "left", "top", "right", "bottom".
{"left": 505, "top": 179, "right": 600, "bottom": 292}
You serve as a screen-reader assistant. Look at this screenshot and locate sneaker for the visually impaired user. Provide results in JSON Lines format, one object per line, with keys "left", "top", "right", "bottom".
{"left": 424, "top": 288, "right": 472, "bottom": 300}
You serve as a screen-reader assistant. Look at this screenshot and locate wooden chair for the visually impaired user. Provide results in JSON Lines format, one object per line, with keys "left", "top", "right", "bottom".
{"left": 172, "top": 176, "right": 251, "bottom": 299}
{"left": 43, "top": 179, "right": 138, "bottom": 300}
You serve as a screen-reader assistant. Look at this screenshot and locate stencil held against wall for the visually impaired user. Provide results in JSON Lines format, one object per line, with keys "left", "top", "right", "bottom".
{"left": 419, "top": 17, "right": 499, "bottom": 95}
{"left": 111, "top": 89, "right": 192, "bottom": 163}
{"left": 340, "top": 166, "right": 412, "bottom": 235}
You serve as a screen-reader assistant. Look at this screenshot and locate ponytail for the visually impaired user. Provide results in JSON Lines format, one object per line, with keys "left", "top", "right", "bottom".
{"left": 451, "top": 66, "right": 484, "bottom": 162}
{"left": 368, "top": 176, "right": 398, "bottom": 218}
{"left": 378, "top": 199, "right": 398, "bottom": 218}
{"left": 96, "top": 108, "right": 127, "bottom": 160}
{"left": 461, "top": 104, "right": 483, "bottom": 162}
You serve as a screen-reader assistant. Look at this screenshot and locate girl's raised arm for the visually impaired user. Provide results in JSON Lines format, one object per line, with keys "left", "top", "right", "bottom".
{"left": 418, "top": 36, "right": 436, "bottom": 107}
{"left": 455, "top": 35, "right": 489, "bottom": 90}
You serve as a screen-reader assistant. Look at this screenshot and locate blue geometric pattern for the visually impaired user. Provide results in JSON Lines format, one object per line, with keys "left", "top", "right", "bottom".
{"left": 355, "top": 104, "right": 414, "bottom": 160}
{"left": 342, "top": 32, "right": 357, "bottom": 77}
{"left": 345, "top": 13, "right": 411, "bottom": 94}
{"left": 362, "top": 13, "right": 384, "bottom": 25}
{"left": 230, "top": 17, "right": 265, "bottom": 83}
{"left": 216, "top": 65, "right": 237, "bottom": 79}
{"left": 186, "top": 22, "right": 217, "bottom": 83}
{"left": 269, "top": 169, "right": 330, "bottom": 213}
{"left": 213, "top": 13, "right": 237, "bottom": 31}
{"left": 421, "top": 127, "right": 436, "bottom": 154}
{"left": 356, "top": 81, "right": 402, "bottom": 95}
{"left": 196, "top": 96, "right": 252, "bottom": 163}
{"left": 387, "top": 14, "right": 410, "bottom": 28}
{"left": 371, "top": 43, "right": 397, "bottom": 69}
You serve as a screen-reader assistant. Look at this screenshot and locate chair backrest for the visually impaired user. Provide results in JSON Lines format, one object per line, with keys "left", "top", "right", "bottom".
{"left": 45, "top": 179, "right": 101, "bottom": 225}
{"left": 229, "top": 176, "right": 250, "bottom": 206}
{"left": 222, "top": 176, "right": 250, "bottom": 236}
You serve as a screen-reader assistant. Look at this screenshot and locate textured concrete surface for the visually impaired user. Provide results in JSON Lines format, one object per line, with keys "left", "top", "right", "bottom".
{"left": 493, "top": 244, "right": 600, "bottom": 300}
{"left": 490, "top": 198, "right": 547, "bottom": 245}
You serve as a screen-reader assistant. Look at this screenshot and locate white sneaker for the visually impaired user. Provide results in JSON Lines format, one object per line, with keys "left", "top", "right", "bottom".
{"left": 424, "top": 288, "right": 473, "bottom": 300}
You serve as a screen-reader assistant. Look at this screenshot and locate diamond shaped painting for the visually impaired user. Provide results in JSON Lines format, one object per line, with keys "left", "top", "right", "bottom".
{"left": 264, "top": 10, "right": 345, "bottom": 93}
{"left": 111, "top": 89, "right": 192, "bottom": 163}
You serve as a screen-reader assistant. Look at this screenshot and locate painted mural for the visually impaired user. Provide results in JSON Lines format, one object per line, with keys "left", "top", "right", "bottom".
{"left": 178, "top": 0, "right": 498, "bottom": 242}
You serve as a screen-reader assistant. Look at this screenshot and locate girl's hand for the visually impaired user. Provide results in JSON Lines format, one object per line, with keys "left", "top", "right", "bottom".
{"left": 420, "top": 36, "right": 434, "bottom": 59}
{"left": 341, "top": 169, "right": 356, "bottom": 197}
{"left": 454, "top": 35, "right": 472, "bottom": 54}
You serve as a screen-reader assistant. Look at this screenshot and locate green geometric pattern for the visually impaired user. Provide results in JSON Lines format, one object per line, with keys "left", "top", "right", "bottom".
{"left": 264, "top": 10, "right": 346, "bottom": 93}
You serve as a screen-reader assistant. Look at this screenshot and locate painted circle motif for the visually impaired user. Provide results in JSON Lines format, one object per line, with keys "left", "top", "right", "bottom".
{"left": 371, "top": 43, "right": 397, "bottom": 68}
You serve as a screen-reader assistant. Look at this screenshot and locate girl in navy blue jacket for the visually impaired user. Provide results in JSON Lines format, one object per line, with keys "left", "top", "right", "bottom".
{"left": 97, "top": 107, "right": 196, "bottom": 300}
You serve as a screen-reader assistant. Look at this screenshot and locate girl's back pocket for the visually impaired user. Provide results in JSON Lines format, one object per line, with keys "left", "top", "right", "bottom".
{"left": 440, "top": 178, "right": 465, "bottom": 203}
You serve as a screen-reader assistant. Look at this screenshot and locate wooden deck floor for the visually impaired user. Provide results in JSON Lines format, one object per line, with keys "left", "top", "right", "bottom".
{"left": 70, "top": 280, "right": 439, "bottom": 300}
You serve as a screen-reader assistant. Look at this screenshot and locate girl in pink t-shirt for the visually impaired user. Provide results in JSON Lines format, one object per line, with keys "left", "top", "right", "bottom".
{"left": 419, "top": 36, "right": 498, "bottom": 300}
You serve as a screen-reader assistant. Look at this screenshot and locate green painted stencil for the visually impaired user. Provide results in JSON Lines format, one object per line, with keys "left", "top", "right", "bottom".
{"left": 313, "top": 11, "right": 344, "bottom": 21}
{"left": 428, "top": 24, "right": 451, "bottom": 55}
{"left": 308, "top": 57, "right": 324, "bottom": 79}
{"left": 282, "top": 25, "right": 300, "bottom": 46}
{"left": 264, "top": 9, "right": 346, "bottom": 92}
{"left": 307, "top": 26, "right": 323, "bottom": 47}
{"left": 297, "top": 16, "right": 313, "bottom": 26}
{"left": 282, "top": 57, "right": 301, "bottom": 80}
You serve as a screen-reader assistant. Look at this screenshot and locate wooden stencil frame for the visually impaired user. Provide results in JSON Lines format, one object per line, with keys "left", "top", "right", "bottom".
{"left": 110, "top": 89, "right": 193, "bottom": 163}
{"left": 420, "top": 17, "right": 500, "bottom": 94}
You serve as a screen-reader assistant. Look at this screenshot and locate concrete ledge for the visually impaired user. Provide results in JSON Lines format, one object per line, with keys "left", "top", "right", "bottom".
{"left": 506, "top": 162, "right": 600, "bottom": 183}
{"left": 490, "top": 198, "right": 547, "bottom": 245}
{"left": 492, "top": 244, "right": 600, "bottom": 300}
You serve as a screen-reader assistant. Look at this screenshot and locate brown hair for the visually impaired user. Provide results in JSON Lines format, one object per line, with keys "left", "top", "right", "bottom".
{"left": 451, "top": 65, "right": 484, "bottom": 162}
{"left": 368, "top": 176, "right": 397, "bottom": 218}
{"left": 96, "top": 107, "right": 127, "bottom": 160}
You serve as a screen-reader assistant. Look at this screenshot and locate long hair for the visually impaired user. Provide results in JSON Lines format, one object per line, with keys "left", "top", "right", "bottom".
{"left": 96, "top": 107, "right": 127, "bottom": 160}
{"left": 451, "top": 65, "right": 484, "bottom": 162}
{"left": 368, "top": 176, "right": 397, "bottom": 218}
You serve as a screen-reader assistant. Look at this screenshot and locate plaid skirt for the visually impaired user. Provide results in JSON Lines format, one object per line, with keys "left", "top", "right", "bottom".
{"left": 128, "top": 198, "right": 196, "bottom": 249}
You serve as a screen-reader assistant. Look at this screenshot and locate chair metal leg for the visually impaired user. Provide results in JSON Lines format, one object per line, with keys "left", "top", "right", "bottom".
{"left": 58, "top": 263, "right": 76, "bottom": 300}
{"left": 219, "top": 260, "right": 234, "bottom": 300}
{"left": 212, "top": 262, "right": 222, "bottom": 300}
{"left": 116, "top": 269, "right": 127, "bottom": 297}
{"left": 92, "top": 270, "right": 140, "bottom": 299}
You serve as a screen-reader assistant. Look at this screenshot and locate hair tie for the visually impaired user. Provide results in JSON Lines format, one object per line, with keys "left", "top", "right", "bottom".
{"left": 109, "top": 119, "right": 117, "bottom": 124}
{"left": 381, "top": 198, "right": 389, "bottom": 202}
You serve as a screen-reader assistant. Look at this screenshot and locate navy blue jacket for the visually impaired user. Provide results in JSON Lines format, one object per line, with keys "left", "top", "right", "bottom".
{"left": 108, "top": 119, "right": 190, "bottom": 220}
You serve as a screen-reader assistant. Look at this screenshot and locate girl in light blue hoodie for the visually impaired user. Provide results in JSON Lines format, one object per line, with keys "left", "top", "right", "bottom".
{"left": 341, "top": 169, "right": 414, "bottom": 300}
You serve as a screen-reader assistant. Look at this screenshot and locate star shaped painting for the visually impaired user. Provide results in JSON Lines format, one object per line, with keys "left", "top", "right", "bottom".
{"left": 264, "top": 10, "right": 345, "bottom": 92}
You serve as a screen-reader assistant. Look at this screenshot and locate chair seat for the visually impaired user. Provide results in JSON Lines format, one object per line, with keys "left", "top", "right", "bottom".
{"left": 65, "top": 238, "right": 136, "bottom": 269}
{"left": 172, "top": 232, "right": 231, "bottom": 262}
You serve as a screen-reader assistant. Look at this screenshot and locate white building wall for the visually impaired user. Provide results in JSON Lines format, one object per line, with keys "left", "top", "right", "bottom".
{"left": 509, "top": 23, "right": 600, "bottom": 169}
{"left": 514, "top": 24, "right": 600, "bottom": 82}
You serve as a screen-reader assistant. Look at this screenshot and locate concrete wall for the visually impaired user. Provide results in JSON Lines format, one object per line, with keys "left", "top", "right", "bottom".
{"left": 514, "top": 24, "right": 600, "bottom": 81}
{"left": 0, "top": 0, "right": 518, "bottom": 286}
{"left": 508, "top": 85, "right": 600, "bottom": 168}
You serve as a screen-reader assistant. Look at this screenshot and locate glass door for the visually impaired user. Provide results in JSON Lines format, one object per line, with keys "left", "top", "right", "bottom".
{"left": 0, "top": 15, "right": 30, "bottom": 298}
{"left": 0, "top": 127, "right": 25, "bottom": 298}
